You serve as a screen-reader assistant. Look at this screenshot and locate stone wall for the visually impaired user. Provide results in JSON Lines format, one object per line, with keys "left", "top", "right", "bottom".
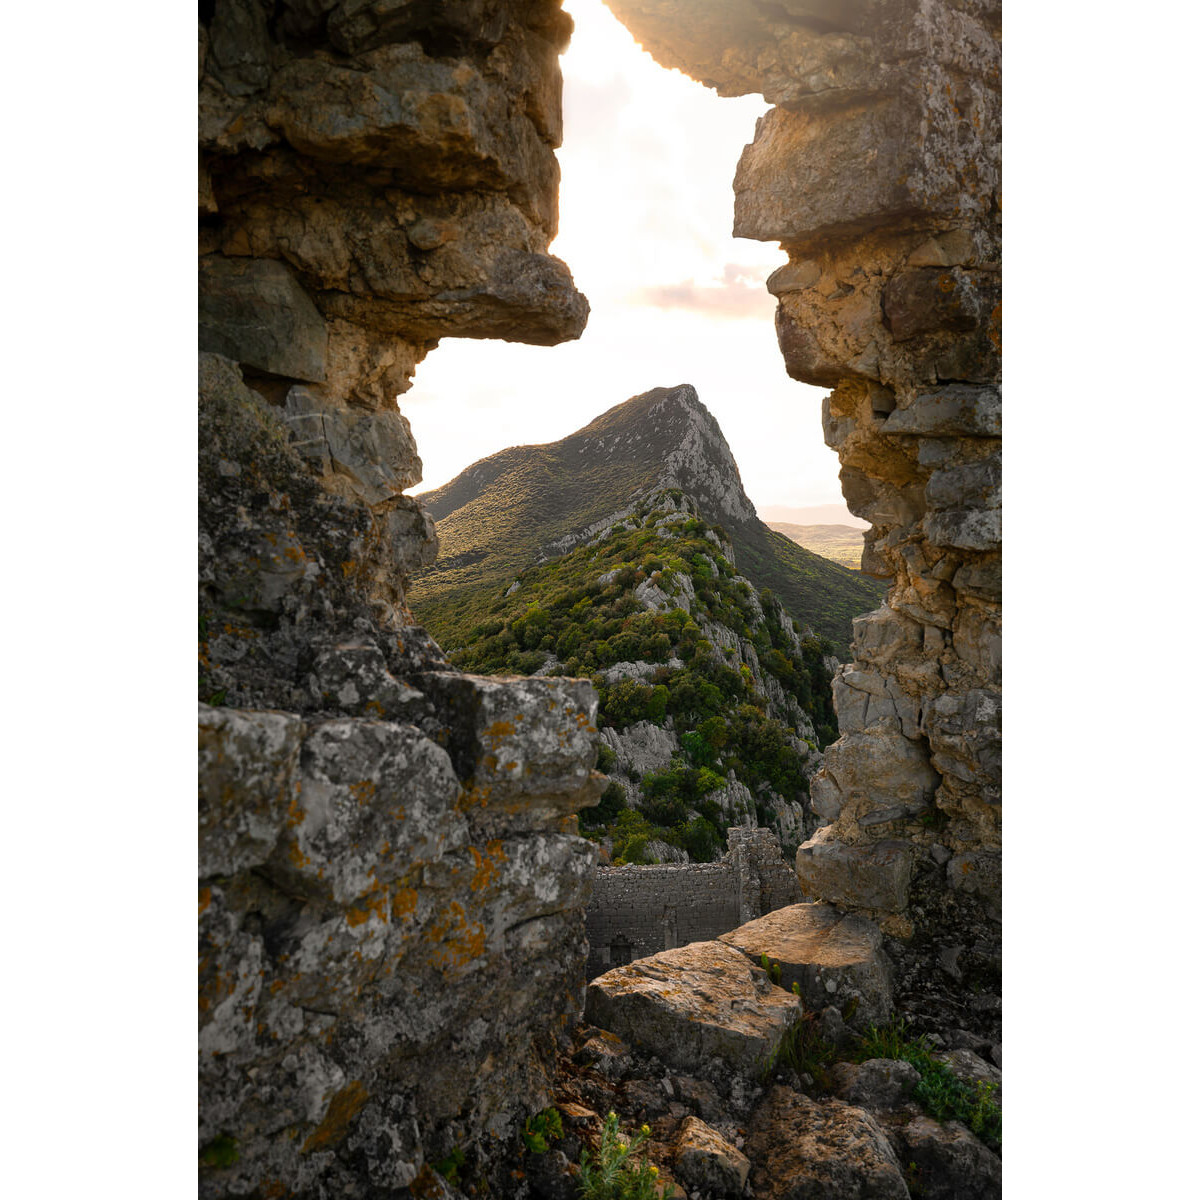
{"left": 606, "top": 0, "right": 1002, "bottom": 1028}
{"left": 586, "top": 828, "right": 800, "bottom": 978}
{"left": 198, "top": 3, "right": 604, "bottom": 1194}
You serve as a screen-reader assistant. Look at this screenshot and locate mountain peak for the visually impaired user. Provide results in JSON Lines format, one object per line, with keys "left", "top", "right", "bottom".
{"left": 561, "top": 384, "right": 758, "bottom": 530}
{"left": 411, "top": 387, "right": 885, "bottom": 655}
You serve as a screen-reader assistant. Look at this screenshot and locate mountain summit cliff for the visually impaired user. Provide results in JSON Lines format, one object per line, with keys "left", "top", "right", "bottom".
{"left": 411, "top": 384, "right": 884, "bottom": 655}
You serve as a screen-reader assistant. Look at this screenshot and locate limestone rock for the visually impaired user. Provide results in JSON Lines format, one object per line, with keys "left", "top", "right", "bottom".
{"left": 673, "top": 1115, "right": 750, "bottom": 1196}
{"left": 811, "top": 727, "right": 939, "bottom": 826}
{"left": 718, "top": 903, "right": 894, "bottom": 1026}
{"left": 200, "top": 1, "right": 588, "bottom": 405}
{"left": 585, "top": 940, "right": 802, "bottom": 1073}
{"left": 734, "top": 95, "right": 953, "bottom": 243}
{"left": 198, "top": 256, "right": 328, "bottom": 383}
{"left": 599, "top": 720, "right": 678, "bottom": 779}
{"left": 746, "top": 1086, "right": 910, "bottom": 1200}
{"left": 198, "top": 704, "right": 302, "bottom": 878}
{"left": 828, "top": 1058, "right": 920, "bottom": 1110}
{"left": 899, "top": 1115, "right": 1002, "bottom": 1200}
{"left": 417, "top": 672, "right": 602, "bottom": 825}
{"left": 199, "top": 701, "right": 600, "bottom": 1198}
{"left": 268, "top": 716, "right": 465, "bottom": 904}
{"left": 936, "top": 1048, "right": 1002, "bottom": 1103}
{"left": 881, "top": 385, "right": 1001, "bottom": 438}
{"left": 283, "top": 384, "right": 422, "bottom": 503}
{"left": 796, "top": 827, "right": 916, "bottom": 913}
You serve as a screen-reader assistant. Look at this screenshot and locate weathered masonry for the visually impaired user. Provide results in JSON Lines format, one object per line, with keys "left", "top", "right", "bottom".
{"left": 586, "top": 828, "right": 800, "bottom": 978}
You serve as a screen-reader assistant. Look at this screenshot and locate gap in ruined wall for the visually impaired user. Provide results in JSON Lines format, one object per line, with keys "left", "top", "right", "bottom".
{"left": 399, "top": 0, "right": 850, "bottom": 523}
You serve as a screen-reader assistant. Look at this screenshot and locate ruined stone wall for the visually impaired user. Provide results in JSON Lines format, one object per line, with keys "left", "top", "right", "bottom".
{"left": 198, "top": 3, "right": 604, "bottom": 1194}
{"left": 586, "top": 862, "right": 739, "bottom": 977}
{"left": 586, "top": 829, "right": 800, "bottom": 978}
{"left": 606, "top": 0, "right": 1002, "bottom": 1027}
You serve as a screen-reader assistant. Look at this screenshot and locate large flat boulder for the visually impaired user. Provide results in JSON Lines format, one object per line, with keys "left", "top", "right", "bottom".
{"left": 719, "top": 903, "right": 894, "bottom": 1026}
{"left": 585, "top": 940, "right": 801, "bottom": 1074}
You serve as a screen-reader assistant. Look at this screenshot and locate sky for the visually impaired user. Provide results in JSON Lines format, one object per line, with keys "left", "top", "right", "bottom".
{"left": 400, "top": 0, "right": 854, "bottom": 520}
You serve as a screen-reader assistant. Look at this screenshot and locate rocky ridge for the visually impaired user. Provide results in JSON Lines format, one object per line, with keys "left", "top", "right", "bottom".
{"left": 413, "top": 384, "right": 885, "bottom": 658}
{"left": 430, "top": 480, "right": 840, "bottom": 864}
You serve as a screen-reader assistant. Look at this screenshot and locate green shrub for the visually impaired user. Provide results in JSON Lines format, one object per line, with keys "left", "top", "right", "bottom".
{"left": 856, "top": 1020, "right": 1001, "bottom": 1152}
{"left": 523, "top": 1107, "right": 564, "bottom": 1155}
{"left": 581, "top": 781, "right": 628, "bottom": 830}
{"left": 578, "top": 1112, "right": 673, "bottom": 1200}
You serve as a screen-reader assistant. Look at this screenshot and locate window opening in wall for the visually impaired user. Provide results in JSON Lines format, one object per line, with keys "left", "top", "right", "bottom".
{"left": 610, "top": 935, "right": 635, "bottom": 966}
{"left": 401, "top": 0, "right": 860, "bottom": 534}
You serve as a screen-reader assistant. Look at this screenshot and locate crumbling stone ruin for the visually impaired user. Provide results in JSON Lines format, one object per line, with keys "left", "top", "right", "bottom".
{"left": 607, "top": 0, "right": 1002, "bottom": 1035}
{"left": 199, "top": 3, "right": 602, "bottom": 1193}
{"left": 586, "top": 828, "right": 801, "bottom": 978}
{"left": 199, "top": 1, "right": 1000, "bottom": 1194}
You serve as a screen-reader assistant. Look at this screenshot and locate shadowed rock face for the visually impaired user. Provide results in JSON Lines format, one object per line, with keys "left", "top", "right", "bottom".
{"left": 198, "top": 4, "right": 601, "bottom": 1194}
{"left": 200, "top": 0, "right": 588, "bottom": 412}
{"left": 606, "top": 0, "right": 1002, "bottom": 1032}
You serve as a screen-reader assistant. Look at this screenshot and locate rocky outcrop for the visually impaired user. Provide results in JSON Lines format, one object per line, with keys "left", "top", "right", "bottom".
{"left": 198, "top": 3, "right": 603, "bottom": 1194}
{"left": 198, "top": 351, "right": 606, "bottom": 1192}
{"left": 200, "top": 0, "right": 587, "bottom": 408}
{"left": 199, "top": 684, "right": 600, "bottom": 1195}
{"left": 607, "top": 0, "right": 1002, "bottom": 1037}
{"left": 746, "top": 1086, "right": 911, "bottom": 1200}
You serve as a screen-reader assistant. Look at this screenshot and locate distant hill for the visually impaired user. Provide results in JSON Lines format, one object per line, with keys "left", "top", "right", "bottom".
{"left": 759, "top": 503, "right": 869, "bottom": 528}
{"left": 767, "top": 522, "right": 867, "bottom": 571}
{"left": 411, "top": 384, "right": 885, "bottom": 657}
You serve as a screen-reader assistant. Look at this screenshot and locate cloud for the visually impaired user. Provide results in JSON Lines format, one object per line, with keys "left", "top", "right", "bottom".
{"left": 628, "top": 266, "right": 777, "bottom": 319}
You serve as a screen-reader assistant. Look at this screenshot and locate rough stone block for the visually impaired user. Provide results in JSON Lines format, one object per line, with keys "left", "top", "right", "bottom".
{"left": 828, "top": 1058, "right": 920, "bottom": 1109}
{"left": 746, "top": 1086, "right": 910, "bottom": 1200}
{"left": 282, "top": 386, "right": 421, "bottom": 503}
{"left": 719, "top": 903, "right": 894, "bottom": 1026}
{"left": 796, "top": 829, "right": 916, "bottom": 912}
{"left": 199, "top": 703, "right": 302, "bottom": 877}
{"left": 923, "top": 506, "right": 1001, "bottom": 551}
{"left": 270, "top": 717, "right": 465, "bottom": 904}
{"left": 585, "top": 940, "right": 802, "bottom": 1074}
{"left": 814, "top": 729, "right": 939, "bottom": 824}
{"left": 418, "top": 672, "right": 603, "bottom": 835}
{"left": 900, "top": 1115, "right": 1002, "bottom": 1200}
{"left": 926, "top": 454, "right": 1001, "bottom": 512}
{"left": 733, "top": 93, "right": 955, "bottom": 243}
{"left": 674, "top": 1115, "right": 751, "bottom": 1196}
{"left": 882, "top": 384, "right": 1001, "bottom": 438}
{"left": 199, "top": 256, "right": 328, "bottom": 382}
{"left": 923, "top": 689, "right": 1000, "bottom": 789}
{"left": 884, "top": 267, "right": 986, "bottom": 341}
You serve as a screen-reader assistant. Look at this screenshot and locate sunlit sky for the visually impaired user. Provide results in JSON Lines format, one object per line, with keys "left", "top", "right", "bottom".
{"left": 401, "top": 0, "right": 854, "bottom": 521}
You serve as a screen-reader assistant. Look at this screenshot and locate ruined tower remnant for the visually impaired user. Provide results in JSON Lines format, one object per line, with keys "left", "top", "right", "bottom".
{"left": 198, "top": 3, "right": 601, "bottom": 1193}
{"left": 606, "top": 0, "right": 1002, "bottom": 1021}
